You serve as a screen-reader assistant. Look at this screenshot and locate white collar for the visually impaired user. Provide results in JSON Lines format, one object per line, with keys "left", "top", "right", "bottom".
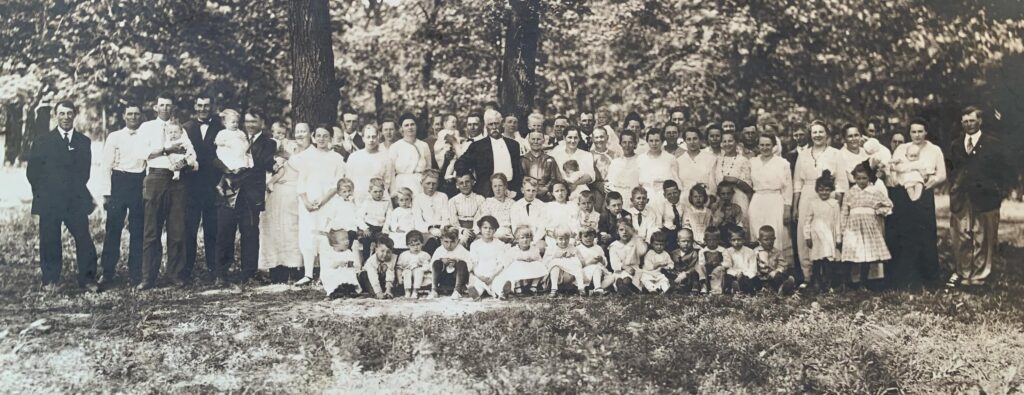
{"left": 57, "top": 126, "right": 74, "bottom": 135}
{"left": 967, "top": 130, "right": 982, "bottom": 141}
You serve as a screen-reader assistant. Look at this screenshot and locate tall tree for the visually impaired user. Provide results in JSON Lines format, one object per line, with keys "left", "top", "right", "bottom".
{"left": 290, "top": 0, "right": 339, "bottom": 125}
{"left": 497, "top": 0, "right": 541, "bottom": 119}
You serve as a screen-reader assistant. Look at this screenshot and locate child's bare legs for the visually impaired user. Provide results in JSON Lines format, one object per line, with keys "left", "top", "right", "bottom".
{"left": 548, "top": 267, "right": 562, "bottom": 296}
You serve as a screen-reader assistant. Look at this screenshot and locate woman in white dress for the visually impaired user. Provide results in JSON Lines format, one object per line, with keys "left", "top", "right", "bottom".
{"left": 389, "top": 113, "right": 432, "bottom": 196}
{"left": 294, "top": 125, "right": 348, "bottom": 286}
{"left": 259, "top": 123, "right": 311, "bottom": 281}
{"left": 748, "top": 135, "right": 793, "bottom": 255}
{"left": 794, "top": 120, "right": 849, "bottom": 287}
{"left": 636, "top": 128, "right": 679, "bottom": 199}
{"left": 676, "top": 127, "right": 718, "bottom": 199}
{"left": 606, "top": 131, "right": 641, "bottom": 200}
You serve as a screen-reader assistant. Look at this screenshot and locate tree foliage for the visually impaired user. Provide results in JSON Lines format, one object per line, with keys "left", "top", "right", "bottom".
{"left": 1, "top": 0, "right": 1021, "bottom": 135}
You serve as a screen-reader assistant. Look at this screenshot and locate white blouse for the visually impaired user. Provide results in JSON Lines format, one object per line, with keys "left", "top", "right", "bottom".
{"left": 295, "top": 148, "right": 346, "bottom": 203}
{"left": 750, "top": 155, "right": 793, "bottom": 205}
{"left": 793, "top": 146, "right": 849, "bottom": 195}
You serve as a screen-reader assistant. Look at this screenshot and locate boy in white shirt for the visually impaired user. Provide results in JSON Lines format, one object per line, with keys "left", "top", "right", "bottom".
{"left": 412, "top": 169, "right": 448, "bottom": 254}
{"left": 723, "top": 226, "right": 757, "bottom": 295}
{"left": 510, "top": 177, "right": 547, "bottom": 247}
{"left": 429, "top": 225, "right": 475, "bottom": 299}
{"left": 362, "top": 235, "right": 398, "bottom": 299}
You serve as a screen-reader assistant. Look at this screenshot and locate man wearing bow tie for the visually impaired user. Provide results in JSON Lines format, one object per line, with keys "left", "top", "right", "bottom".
{"left": 948, "top": 106, "right": 1011, "bottom": 287}
{"left": 182, "top": 94, "right": 224, "bottom": 285}
{"left": 26, "top": 100, "right": 99, "bottom": 292}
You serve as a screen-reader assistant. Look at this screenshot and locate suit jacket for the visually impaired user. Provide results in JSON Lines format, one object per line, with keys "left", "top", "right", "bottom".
{"left": 949, "top": 132, "right": 1010, "bottom": 213}
{"left": 182, "top": 117, "right": 225, "bottom": 193}
{"left": 222, "top": 133, "right": 277, "bottom": 212}
{"left": 26, "top": 128, "right": 93, "bottom": 216}
{"left": 461, "top": 136, "right": 523, "bottom": 197}
{"left": 332, "top": 132, "right": 365, "bottom": 161}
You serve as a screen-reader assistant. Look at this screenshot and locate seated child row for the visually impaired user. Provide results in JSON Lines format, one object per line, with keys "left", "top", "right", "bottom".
{"left": 316, "top": 215, "right": 796, "bottom": 300}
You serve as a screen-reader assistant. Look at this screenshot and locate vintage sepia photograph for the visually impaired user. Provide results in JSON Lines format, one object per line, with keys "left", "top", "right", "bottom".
{"left": 1, "top": 0, "right": 1023, "bottom": 393}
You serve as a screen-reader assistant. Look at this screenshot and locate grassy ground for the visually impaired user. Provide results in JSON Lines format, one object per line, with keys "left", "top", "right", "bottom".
{"left": 1, "top": 200, "right": 1023, "bottom": 394}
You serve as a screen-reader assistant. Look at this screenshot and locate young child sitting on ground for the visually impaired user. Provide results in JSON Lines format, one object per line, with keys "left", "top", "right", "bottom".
{"left": 320, "top": 229, "right": 362, "bottom": 298}
{"left": 362, "top": 235, "right": 398, "bottom": 299}
{"left": 576, "top": 227, "right": 609, "bottom": 296}
{"left": 723, "top": 226, "right": 757, "bottom": 295}
{"left": 468, "top": 216, "right": 510, "bottom": 299}
{"left": 545, "top": 225, "right": 586, "bottom": 297}
{"left": 667, "top": 228, "right": 702, "bottom": 293}
{"left": 396, "top": 231, "right": 432, "bottom": 299}
{"left": 754, "top": 225, "right": 796, "bottom": 295}
{"left": 358, "top": 177, "right": 393, "bottom": 261}
{"left": 698, "top": 226, "right": 730, "bottom": 295}
{"left": 429, "top": 225, "right": 474, "bottom": 299}
{"left": 385, "top": 187, "right": 427, "bottom": 254}
{"left": 493, "top": 225, "right": 548, "bottom": 298}
{"left": 607, "top": 219, "right": 648, "bottom": 294}
{"left": 638, "top": 231, "right": 672, "bottom": 293}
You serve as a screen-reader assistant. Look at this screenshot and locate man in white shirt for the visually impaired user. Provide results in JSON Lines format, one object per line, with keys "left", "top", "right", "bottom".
{"left": 99, "top": 103, "right": 148, "bottom": 287}
{"left": 139, "top": 93, "right": 193, "bottom": 289}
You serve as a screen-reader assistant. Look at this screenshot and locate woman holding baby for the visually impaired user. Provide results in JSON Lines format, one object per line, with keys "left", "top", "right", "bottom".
{"left": 882, "top": 117, "right": 946, "bottom": 289}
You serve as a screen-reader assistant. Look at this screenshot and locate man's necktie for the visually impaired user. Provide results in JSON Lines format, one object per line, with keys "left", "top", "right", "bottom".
{"left": 966, "top": 136, "right": 974, "bottom": 154}
{"left": 526, "top": 203, "right": 531, "bottom": 216}
{"left": 672, "top": 204, "right": 681, "bottom": 228}
{"left": 638, "top": 212, "right": 643, "bottom": 225}
{"left": 64, "top": 131, "right": 71, "bottom": 147}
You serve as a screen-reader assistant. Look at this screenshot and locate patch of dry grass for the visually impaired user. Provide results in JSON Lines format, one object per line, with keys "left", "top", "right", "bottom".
{"left": 1, "top": 205, "right": 1023, "bottom": 394}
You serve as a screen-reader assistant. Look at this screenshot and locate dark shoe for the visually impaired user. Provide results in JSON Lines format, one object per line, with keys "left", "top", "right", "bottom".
{"left": 136, "top": 282, "right": 154, "bottom": 291}
{"left": 98, "top": 277, "right": 116, "bottom": 290}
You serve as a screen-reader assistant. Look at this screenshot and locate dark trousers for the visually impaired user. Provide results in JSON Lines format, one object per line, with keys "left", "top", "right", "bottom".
{"left": 216, "top": 195, "right": 261, "bottom": 280}
{"left": 432, "top": 259, "right": 468, "bottom": 293}
{"left": 184, "top": 188, "right": 218, "bottom": 282}
{"left": 100, "top": 170, "right": 145, "bottom": 283}
{"left": 724, "top": 274, "right": 756, "bottom": 294}
{"left": 38, "top": 211, "right": 97, "bottom": 285}
{"left": 142, "top": 169, "right": 187, "bottom": 285}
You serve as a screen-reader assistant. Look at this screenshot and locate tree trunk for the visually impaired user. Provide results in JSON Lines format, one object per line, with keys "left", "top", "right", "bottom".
{"left": 290, "top": 0, "right": 338, "bottom": 126}
{"left": 497, "top": 0, "right": 541, "bottom": 120}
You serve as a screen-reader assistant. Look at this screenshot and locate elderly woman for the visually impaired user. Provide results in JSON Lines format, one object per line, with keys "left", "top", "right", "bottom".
{"left": 521, "top": 131, "right": 560, "bottom": 202}
{"left": 884, "top": 118, "right": 945, "bottom": 289}
{"left": 348, "top": 125, "right": 394, "bottom": 204}
{"left": 260, "top": 122, "right": 311, "bottom": 282}
{"left": 793, "top": 120, "right": 849, "bottom": 288}
{"left": 389, "top": 113, "right": 432, "bottom": 196}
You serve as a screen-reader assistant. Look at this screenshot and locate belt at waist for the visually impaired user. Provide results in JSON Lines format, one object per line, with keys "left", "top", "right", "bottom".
{"left": 849, "top": 207, "right": 875, "bottom": 215}
{"left": 458, "top": 220, "right": 474, "bottom": 228}
{"left": 147, "top": 168, "right": 175, "bottom": 177}
{"left": 754, "top": 189, "right": 783, "bottom": 194}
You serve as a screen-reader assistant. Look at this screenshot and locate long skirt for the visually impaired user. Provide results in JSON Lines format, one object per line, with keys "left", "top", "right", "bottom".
{"left": 795, "top": 186, "right": 817, "bottom": 281}
{"left": 747, "top": 191, "right": 792, "bottom": 260}
{"left": 886, "top": 187, "right": 940, "bottom": 288}
{"left": 259, "top": 182, "right": 302, "bottom": 270}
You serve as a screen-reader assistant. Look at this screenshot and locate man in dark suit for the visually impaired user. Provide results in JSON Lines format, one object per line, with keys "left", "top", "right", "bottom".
{"left": 947, "top": 106, "right": 1011, "bottom": 287}
{"left": 26, "top": 100, "right": 98, "bottom": 292}
{"left": 332, "top": 112, "right": 364, "bottom": 160}
{"left": 215, "top": 109, "right": 277, "bottom": 284}
{"left": 459, "top": 109, "right": 523, "bottom": 197}
{"left": 181, "top": 94, "right": 224, "bottom": 284}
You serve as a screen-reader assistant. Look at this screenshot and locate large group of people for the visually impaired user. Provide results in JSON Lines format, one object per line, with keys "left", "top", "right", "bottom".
{"left": 26, "top": 95, "right": 1011, "bottom": 299}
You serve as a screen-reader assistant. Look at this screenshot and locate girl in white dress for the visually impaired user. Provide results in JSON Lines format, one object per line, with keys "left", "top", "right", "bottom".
{"left": 320, "top": 229, "right": 362, "bottom": 297}
{"left": 576, "top": 227, "right": 609, "bottom": 295}
{"left": 492, "top": 225, "right": 549, "bottom": 298}
{"left": 607, "top": 219, "right": 649, "bottom": 294}
{"left": 545, "top": 225, "right": 585, "bottom": 297}
{"left": 803, "top": 170, "right": 842, "bottom": 291}
{"left": 468, "top": 215, "right": 510, "bottom": 298}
